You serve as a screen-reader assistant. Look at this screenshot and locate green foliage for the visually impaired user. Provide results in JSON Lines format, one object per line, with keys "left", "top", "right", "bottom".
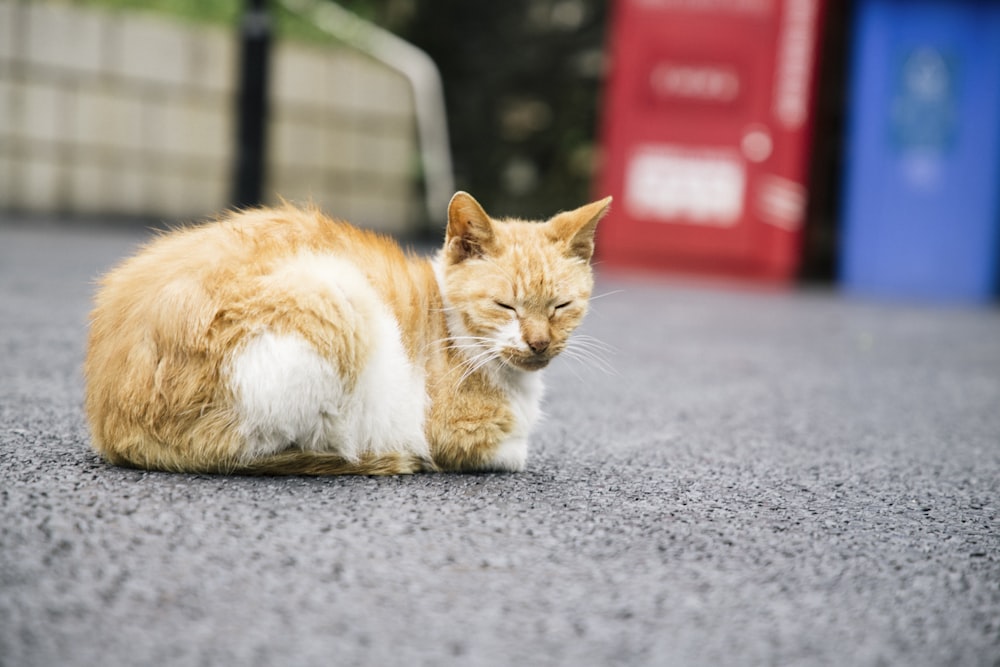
{"left": 71, "top": 0, "right": 340, "bottom": 44}
{"left": 73, "top": 0, "right": 240, "bottom": 26}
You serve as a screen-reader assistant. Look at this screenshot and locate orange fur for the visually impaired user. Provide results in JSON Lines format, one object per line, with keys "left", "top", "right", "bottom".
{"left": 84, "top": 192, "right": 611, "bottom": 475}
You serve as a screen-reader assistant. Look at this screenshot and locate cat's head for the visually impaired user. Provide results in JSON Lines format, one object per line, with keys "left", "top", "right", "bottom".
{"left": 436, "top": 191, "right": 612, "bottom": 372}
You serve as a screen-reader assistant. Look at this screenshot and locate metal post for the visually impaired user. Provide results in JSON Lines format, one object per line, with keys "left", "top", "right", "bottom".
{"left": 232, "top": 0, "right": 272, "bottom": 208}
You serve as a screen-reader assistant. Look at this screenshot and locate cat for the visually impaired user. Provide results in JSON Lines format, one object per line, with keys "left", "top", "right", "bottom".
{"left": 84, "top": 191, "right": 611, "bottom": 475}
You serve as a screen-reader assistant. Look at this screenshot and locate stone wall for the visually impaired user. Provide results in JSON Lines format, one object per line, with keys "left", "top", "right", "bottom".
{"left": 0, "top": 0, "right": 421, "bottom": 233}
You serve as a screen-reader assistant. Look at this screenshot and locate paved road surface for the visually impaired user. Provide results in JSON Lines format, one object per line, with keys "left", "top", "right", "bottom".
{"left": 2, "top": 221, "right": 999, "bottom": 666}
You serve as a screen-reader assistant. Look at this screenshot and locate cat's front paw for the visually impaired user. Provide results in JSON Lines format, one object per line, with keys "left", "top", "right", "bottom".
{"left": 480, "top": 436, "right": 528, "bottom": 472}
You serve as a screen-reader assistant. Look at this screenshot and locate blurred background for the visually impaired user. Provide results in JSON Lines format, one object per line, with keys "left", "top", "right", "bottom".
{"left": 1, "top": 0, "right": 998, "bottom": 303}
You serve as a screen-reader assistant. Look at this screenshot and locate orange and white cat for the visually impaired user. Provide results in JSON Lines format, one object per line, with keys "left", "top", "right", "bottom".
{"left": 84, "top": 191, "right": 611, "bottom": 475}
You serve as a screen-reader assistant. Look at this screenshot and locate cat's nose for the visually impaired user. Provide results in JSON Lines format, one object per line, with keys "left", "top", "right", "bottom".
{"left": 527, "top": 338, "right": 550, "bottom": 354}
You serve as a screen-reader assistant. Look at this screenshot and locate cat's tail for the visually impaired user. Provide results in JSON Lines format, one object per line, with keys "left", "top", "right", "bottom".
{"left": 221, "top": 450, "right": 438, "bottom": 476}
{"left": 98, "top": 446, "right": 437, "bottom": 476}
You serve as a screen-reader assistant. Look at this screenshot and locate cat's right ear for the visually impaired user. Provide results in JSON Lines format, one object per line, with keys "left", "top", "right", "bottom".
{"left": 445, "top": 191, "right": 496, "bottom": 264}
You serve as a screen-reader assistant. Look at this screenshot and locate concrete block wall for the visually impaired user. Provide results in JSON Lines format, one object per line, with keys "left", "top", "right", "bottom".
{"left": 0, "top": 0, "right": 421, "bottom": 233}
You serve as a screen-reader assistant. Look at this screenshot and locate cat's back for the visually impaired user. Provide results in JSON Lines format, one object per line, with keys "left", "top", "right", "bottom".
{"left": 90, "top": 206, "right": 407, "bottom": 328}
{"left": 97, "top": 206, "right": 360, "bottom": 297}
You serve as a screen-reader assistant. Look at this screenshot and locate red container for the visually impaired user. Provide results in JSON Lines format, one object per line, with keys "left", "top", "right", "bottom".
{"left": 596, "top": 0, "right": 827, "bottom": 281}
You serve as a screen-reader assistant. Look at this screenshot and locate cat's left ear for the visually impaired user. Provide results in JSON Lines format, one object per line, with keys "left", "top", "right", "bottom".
{"left": 445, "top": 191, "right": 496, "bottom": 263}
{"left": 548, "top": 196, "right": 613, "bottom": 262}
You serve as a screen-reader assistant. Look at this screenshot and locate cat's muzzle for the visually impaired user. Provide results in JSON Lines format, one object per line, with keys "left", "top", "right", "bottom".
{"left": 507, "top": 353, "right": 551, "bottom": 371}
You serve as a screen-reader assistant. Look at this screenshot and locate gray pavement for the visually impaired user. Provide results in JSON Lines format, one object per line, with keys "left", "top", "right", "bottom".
{"left": 1, "top": 220, "right": 999, "bottom": 667}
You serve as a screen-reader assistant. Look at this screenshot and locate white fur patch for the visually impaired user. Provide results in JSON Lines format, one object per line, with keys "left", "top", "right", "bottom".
{"left": 483, "top": 370, "right": 545, "bottom": 471}
{"left": 504, "top": 369, "right": 545, "bottom": 436}
{"left": 486, "top": 436, "right": 529, "bottom": 472}
{"left": 227, "top": 331, "right": 342, "bottom": 457}
{"left": 227, "top": 255, "right": 429, "bottom": 462}
{"left": 343, "top": 301, "right": 429, "bottom": 459}
{"left": 496, "top": 317, "right": 529, "bottom": 352}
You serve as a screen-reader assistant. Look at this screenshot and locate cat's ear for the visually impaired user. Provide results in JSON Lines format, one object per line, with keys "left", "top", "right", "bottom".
{"left": 445, "top": 191, "right": 496, "bottom": 263}
{"left": 548, "top": 196, "right": 612, "bottom": 263}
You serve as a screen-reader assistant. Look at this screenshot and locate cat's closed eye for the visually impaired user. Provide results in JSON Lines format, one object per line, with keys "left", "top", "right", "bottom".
{"left": 495, "top": 301, "right": 516, "bottom": 311}
{"left": 554, "top": 301, "right": 572, "bottom": 310}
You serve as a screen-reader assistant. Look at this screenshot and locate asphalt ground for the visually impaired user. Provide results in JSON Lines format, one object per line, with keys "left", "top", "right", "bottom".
{"left": 1, "top": 220, "right": 999, "bottom": 666}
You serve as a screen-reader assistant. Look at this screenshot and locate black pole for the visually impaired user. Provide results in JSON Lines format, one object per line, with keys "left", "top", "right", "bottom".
{"left": 232, "top": 0, "right": 272, "bottom": 208}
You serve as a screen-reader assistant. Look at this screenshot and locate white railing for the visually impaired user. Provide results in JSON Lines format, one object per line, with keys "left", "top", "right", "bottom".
{"left": 278, "top": 0, "right": 455, "bottom": 225}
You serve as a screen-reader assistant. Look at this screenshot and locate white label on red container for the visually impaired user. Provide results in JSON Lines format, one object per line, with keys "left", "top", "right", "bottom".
{"left": 649, "top": 62, "right": 741, "bottom": 104}
{"left": 773, "top": 0, "right": 818, "bottom": 129}
{"left": 755, "top": 174, "right": 806, "bottom": 230}
{"left": 625, "top": 144, "right": 746, "bottom": 226}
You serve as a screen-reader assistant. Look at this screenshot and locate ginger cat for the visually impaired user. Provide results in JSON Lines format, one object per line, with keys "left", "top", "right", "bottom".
{"left": 84, "top": 192, "right": 611, "bottom": 475}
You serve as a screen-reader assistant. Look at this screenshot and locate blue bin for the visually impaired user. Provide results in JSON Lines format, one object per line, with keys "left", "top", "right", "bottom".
{"left": 841, "top": 0, "right": 1000, "bottom": 303}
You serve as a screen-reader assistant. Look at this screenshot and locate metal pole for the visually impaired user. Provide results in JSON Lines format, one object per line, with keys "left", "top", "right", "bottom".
{"left": 232, "top": 0, "right": 272, "bottom": 208}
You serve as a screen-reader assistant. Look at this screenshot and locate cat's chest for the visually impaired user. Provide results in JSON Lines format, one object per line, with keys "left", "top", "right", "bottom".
{"left": 502, "top": 371, "right": 545, "bottom": 434}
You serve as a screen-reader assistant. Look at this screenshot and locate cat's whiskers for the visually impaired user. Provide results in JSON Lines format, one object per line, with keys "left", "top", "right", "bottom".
{"left": 422, "top": 334, "right": 491, "bottom": 354}
{"left": 571, "top": 333, "right": 618, "bottom": 354}
{"left": 443, "top": 335, "right": 494, "bottom": 344}
{"left": 558, "top": 353, "right": 588, "bottom": 384}
{"left": 587, "top": 289, "right": 624, "bottom": 301}
{"left": 566, "top": 336, "right": 617, "bottom": 360}
{"left": 440, "top": 334, "right": 492, "bottom": 354}
{"left": 453, "top": 346, "right": 502, "bottom": 388}
{"left": 428, "top": 335, "right": 503, "bottom": 389}
{"left": 561, "top": 334, "right": 619, "bottom": 376}
{"left": 562, "top": 348, "right": 618, "bottom": 377}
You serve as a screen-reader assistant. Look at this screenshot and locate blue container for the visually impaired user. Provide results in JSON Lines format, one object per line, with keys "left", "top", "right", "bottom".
{"left": 841, "top": 0, "right": 1000, "bottom": 303}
